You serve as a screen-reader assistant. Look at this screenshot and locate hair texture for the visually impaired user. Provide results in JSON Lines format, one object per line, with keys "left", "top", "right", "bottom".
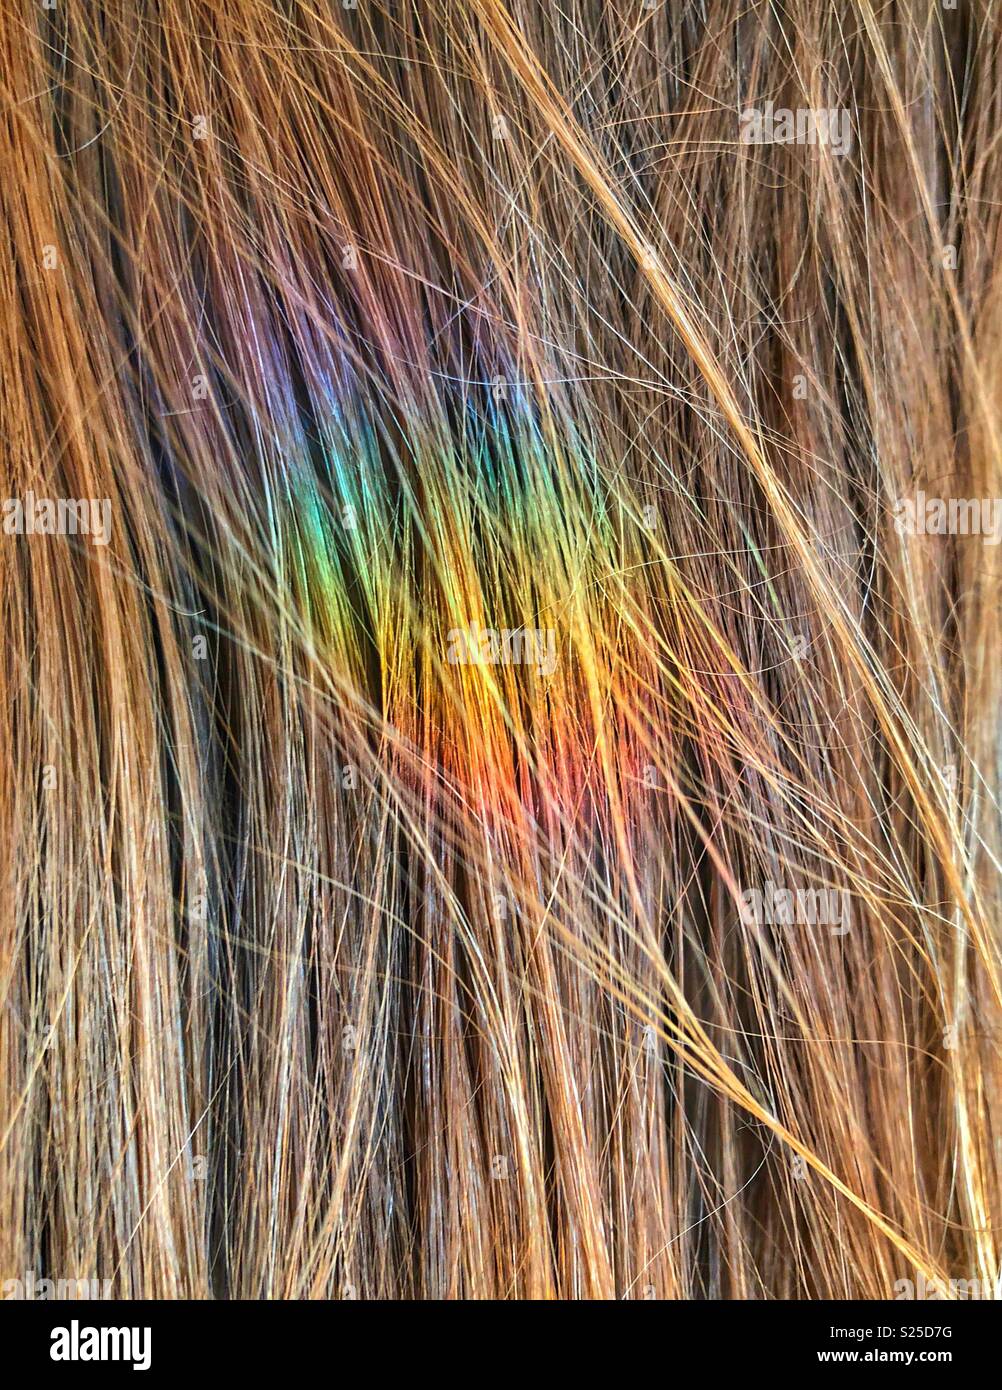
{"left": 1, "top": 0, "right": 1000, "bottom": 1301}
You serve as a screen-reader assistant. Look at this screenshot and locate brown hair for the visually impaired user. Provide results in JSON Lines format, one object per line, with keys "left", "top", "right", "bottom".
{"left": 0, "top": 0, "right": 999, "bottom": 1298}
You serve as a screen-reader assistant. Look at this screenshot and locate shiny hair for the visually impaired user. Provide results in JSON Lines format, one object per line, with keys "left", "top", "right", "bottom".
{"left": 1, "top": 0, "right": 999, "bottom": 1299}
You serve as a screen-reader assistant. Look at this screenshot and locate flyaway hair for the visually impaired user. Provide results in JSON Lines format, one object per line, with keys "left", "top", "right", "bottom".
{"left": 0, "top": 0, "right": 1000, "bottom": 1299}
